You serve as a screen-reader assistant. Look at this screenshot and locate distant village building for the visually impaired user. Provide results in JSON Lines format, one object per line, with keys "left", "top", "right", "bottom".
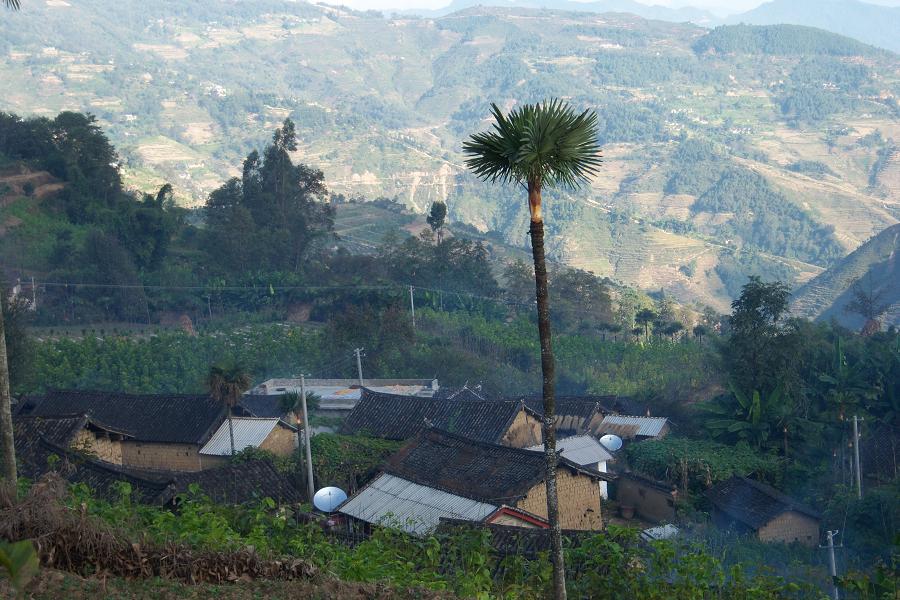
{"left": 13, "top": 414, "right": 131, "bottom": 466}
{"left": 17, "top": 390, "right": 227, "bottom": 472}
{"left": 705, "top": 477, "right": 821, "bottom": 547}
{"left": 338, "top": 429, "right": 613, "bottom": 534}
{"left": 249, "top": 378, "right": 439, "bottom": 413}
{"left": 527, "top": 434, "right": 614, "bottom": 498}
{"left": 340, "top": 389, "right": 542, "bottom": 447}
{"left": 596, "top": 415, "right": 670, "bottom": 441}
{"left": 520, "top": 396, "right": 608, "bottom": 437}
{"left": 198, "top": 417, "right": 297, "bottom": 469}
{"left": 613, "top": 472, "right": 679, "bottom": 523}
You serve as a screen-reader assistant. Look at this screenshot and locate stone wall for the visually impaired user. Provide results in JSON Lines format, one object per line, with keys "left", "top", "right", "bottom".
{"left": 516, "top": 468, "right": 603, "bottom": 531}
{"left": 757, "top": 511, "right": 820, "bottom": 547}
{"left": 121, "top": 441, "right": 203, "bottom": 472}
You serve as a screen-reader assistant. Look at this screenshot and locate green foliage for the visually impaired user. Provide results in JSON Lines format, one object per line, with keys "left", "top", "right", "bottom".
{"left": 625, "top": 437, "right": 781, "bottom": 493}
{"left": 665, "top": 138, "right": 724, "bottom": 195}
{"left": 309, "top": 434, "right": 403, "bottom": 492}
{"left": 694, "top": 24, "right": 878, "bottom": 56}
{"left": 692, "top": 168, "right": 843, "bottom": 266}
{"left": 786, "top": 160, "right": 837, "bottom": 179}
{"left": 0, "top": 540, "right": 39, "bottom": 598}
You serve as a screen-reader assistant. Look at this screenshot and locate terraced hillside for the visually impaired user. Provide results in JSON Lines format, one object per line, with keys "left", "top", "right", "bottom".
{"left": 1, "top": 1, "right": 898, "bottom": 309}
{"left": 792, "top": 223, "right": 900, "bottom": 329}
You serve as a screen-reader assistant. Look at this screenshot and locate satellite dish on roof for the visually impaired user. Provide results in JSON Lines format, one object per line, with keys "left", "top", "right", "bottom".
{"left": 313, "top": 486, "right": 348, "bottom": 513}
{"left": 599, "top": 434, "right": 623, "bottom": 452}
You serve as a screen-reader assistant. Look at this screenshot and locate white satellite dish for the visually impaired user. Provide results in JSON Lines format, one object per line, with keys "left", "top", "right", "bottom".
{"left": 313, "top": 486, "right": 348, "bottom": 513}
{"left": 599, "top": 434, "right": 623, "bottom": 452}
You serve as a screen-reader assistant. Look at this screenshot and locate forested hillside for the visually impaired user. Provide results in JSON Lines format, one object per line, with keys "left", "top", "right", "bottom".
{"left": 1, "top": 1, "right": 898, "bottom": 308}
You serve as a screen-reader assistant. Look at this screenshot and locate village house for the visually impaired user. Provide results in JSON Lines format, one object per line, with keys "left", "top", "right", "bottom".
{"left": 705, "top": 476, "right": 821, "bottom": 547}
{"left": 13, "top": 413, "right": 132, "bottom": 465}
{"left": 198, "top": 417, "right": 298, "bottom": 469}
{"left": 338, "top": 429, "right": 613, "bottom": 534}
{"left": 596, "top": 415, "right": 671, "bottom": 441}
{"left": 340, "top": 389, "right": 542, "bottom": 447}
{"left": 612, "top": 472, "right": 679, "bottom": 523}
{"left": 17, "top": 390, "right": 227, "bottom": 471}
{"left": 527, "top": 434, "right": 614, "bottom": 498}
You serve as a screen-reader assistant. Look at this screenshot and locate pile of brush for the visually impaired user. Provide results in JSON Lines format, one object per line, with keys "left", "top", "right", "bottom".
{"left": 0, "top": 474, "right": 317, "bottom": 584}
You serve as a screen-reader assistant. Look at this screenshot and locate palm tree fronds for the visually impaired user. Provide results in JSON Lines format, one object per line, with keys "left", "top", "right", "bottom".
{"left": 463, "top": 99, "right": 602, "bottom": 189}
{"left": 4, "top": 0, "right": 21, "bottom": 10}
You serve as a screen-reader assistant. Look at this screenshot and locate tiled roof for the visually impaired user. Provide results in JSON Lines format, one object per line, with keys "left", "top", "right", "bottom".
{"left": 200, "top": 417, "right": 290, "bottom": 456}
{"left": 597, "top": 415, "right": 669, "bottom": 438}
{"left": 383, "top": 429, "right": 609, "bottom": 505}
{"left": 16, "top": 438, "right": 171, "bottom": 504}
{"left": 519, "top": 396, "right": 608, "bottom": 436}
{"left": 339, "top": 389, "right": 530, "bottom": 444}
{"left": 705, "top": 477, "right": 821, "bottom": 530}
{"left": 526, "top": 434, "right": 613, "bottom": 465}
{"left": 237, "top": 394, "right": 289, "bottom": 419}
{"left": 19, "top": 389, "right": 226, "bottom": 444}
{"left": 14, "top": 414, "right": 90, "bottom": 449}
{"left": 164, "top": 459, "right": 303, "bottom": 505}
{"left": 338, "top": 472, "right": 496, "bottom": 535}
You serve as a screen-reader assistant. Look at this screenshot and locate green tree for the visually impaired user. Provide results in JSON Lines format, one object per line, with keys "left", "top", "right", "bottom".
{"left": 463, "top": 99, "right": 601, "bottom": 600}
{"left": 635, "top": 308, "right": 657, "bottom": 338}
{"left": 206, "top": 363, "right": 252, "bottom": 456}
{"left": 426, "top": 200, "right": 448, "bottom": 244}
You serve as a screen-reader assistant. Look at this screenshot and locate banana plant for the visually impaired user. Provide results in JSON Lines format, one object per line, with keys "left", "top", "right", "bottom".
{"left": 0, "top": 540, "right": 38, "bottom": 598}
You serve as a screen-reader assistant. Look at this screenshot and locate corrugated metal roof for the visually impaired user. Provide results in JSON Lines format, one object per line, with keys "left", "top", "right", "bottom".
{"left": 526, "top": 434, "right": 613, "bottom": 465}
{"left": 200, "top": 418, "right": 280, "bottom": 456}
{"left": 339, "top": 473, "right": 497, "bottom": 535}
{"left": 599, "top": 415, "right": 668, "bottom": 438}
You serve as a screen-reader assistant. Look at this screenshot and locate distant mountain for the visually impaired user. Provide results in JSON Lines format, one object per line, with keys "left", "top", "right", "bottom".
{"left": 792, "top": 224, "right": 900, "bottom": 329}
{"left": 394, "top": 0, "right": 717, "bottom": 23}
{"left": 728, "top": 0, "right": 900, "bottom": 53}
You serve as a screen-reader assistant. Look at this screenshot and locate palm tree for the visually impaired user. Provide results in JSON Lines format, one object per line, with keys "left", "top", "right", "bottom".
{"left": 206, "top": 363, "right": 252, "bottom": 456}
{"left": 4, "top": 1, "right": 21, "bottom": 9}
{"left": 0, "top": 306, "right": 16, "bottom": 488}
{"left": 464, "top": 99, "right": 601, "bottom": 600}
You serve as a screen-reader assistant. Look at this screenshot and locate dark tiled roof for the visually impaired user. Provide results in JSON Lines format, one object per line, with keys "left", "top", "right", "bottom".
{"left": 236, "top": 394, "right": 289, "bottom": 419}
{"left": 432, "top": 386, "right": 492, "bottom": 401}
{"left": 519, "top": 396, "right": 608, "bottom": 436}
{"left": 20, "top": 390, "right": 226, "bottom": 445}
{"left": 163, "top": 459, "right": 303, "bottom": 505}
{"left": 384, "top": 429, "right": 606, "bottom": 505}
{"left": 13, "top": 414, "right": 91, "bottom": 450}
{"left": 705, "top": 476, "right": 821, "bottom": 530}
{"left": 16, "top": 438, "right": 170, "bottom": 504}
{"left": 436, "top": 519, "right": 595, "bottom": 559}
{"left": 339, "top": 389, "right": 529, "bottom": 444}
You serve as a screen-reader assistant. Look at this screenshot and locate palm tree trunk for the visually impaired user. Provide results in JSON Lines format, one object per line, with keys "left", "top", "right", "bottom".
{"left": 0, "top": 307, "right": 17, "bottom": 488}
{"left": 228, "top": 413, "right": 236, "bottom": 457}
{"left": 528, "top": 181, "right": 566, "bottom": 600}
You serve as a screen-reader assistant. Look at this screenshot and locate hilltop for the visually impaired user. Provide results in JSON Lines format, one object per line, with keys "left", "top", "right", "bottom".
{"left": 1, "top": 1, "right": 898, "bottom": 309}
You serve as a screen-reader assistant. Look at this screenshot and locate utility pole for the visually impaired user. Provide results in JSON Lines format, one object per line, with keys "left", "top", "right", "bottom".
{"left": 354, "top": 348, "right": 364, "bottom": 387}
{"left": 852, "top": 415, "right": 862, "bottom": 500}
{"left": 409, "top": 285, "right": 416, "bottom": 330}
{"left": 823, "top": 530, "right": 840, "bottom": 600}
{"left": 30, "top": 277, "right": 36, "bottom": 311}
{"left": 299, "top": 375, "right": 315, "bottom": 502}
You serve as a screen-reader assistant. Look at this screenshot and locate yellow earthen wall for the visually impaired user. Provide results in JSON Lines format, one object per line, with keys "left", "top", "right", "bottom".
{"left": 71, "top": 429, "right": 124, "bottom": 465}
{"left": 501, "top": 410, "right": 542, "bottom": 448}
{"left": 757, "top": 511, "right": 819, "bottom": 547}
{"left": 260, "top": 425, "right": 298, "bottom": 457}
{"left": 121, "top": 441, "right": 203, "bottom": 472}
{"left": 516, "top": 469, "right": 603, "bottom": 531}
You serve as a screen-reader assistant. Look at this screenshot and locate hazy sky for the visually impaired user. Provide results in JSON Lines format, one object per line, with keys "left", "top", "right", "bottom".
{"left": 338, "top": 0, "right": 900, "bottom": 14}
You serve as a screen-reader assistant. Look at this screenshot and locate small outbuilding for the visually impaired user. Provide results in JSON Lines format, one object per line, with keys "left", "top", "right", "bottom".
{"left": 596, "top": 415, "right": 670, "bottom": 441}
{"left": 705, "top": 476, "right": 821, "bottom": 547}
{"left": 527, "top": 434, "right": 614, "bottom": 498}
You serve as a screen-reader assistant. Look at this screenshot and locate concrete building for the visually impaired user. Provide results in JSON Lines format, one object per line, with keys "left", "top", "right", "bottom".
{"left": 706, "top": 476, "right": 821, "bottom": 546}
{"left": 247, "top": 378, "right": 439, "bottom": 414}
